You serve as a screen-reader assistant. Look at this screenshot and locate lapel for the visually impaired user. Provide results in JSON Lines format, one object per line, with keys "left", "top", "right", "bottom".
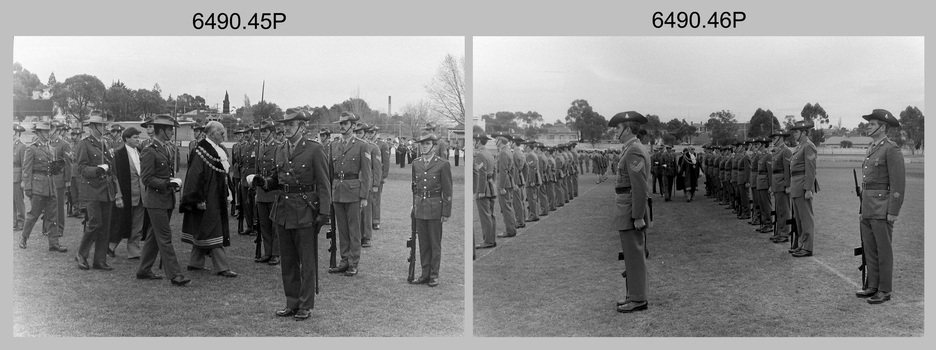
{"left": 288, "top": 138, "right": 308, "bottom": 161}
{"left": 866, "top": 138, "right": 886, "bottom": 158}
{"left": 339, "top": 137, "right": 356, "bottom": 158}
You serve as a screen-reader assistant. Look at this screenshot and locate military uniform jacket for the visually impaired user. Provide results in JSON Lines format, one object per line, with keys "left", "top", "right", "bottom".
{"left": 255, "top": 138, "right": 283, "bottom": 203}
{"left": 545, "top": 154, "right": 556, "bottom": 183}
{"left": 69, "top": 139, "right": 82, "bottom": 179}
{"left": 239, "top": 139, "right": 259, "bottom": 187}
{"left": 330, "top": 136, "right": 373, "bottom": 203}
{"left": 436, "top": 138, "right": 449, "bottom": 159}
{"left": 860, "top": 137, "right": 905, "bottom": 219}
{"left": 746, "top": 151, "right": 757, "bottom": 187}
{"left": 377, "top": 139, "right": 391, "bottom": 181}
{"left": 14, "top": 139, "right": 26, "bottom": 183}
{"left": 770, "top": 145, "right": 793, "bottom": 192}
{"left": 755, "top": 150, "right": 771, "bottom": 190}
{"left": 412, "top": 154, "right": 453, "bottom": 220}
{"left": 230, "top": 140, "right": 243, "bottom": 179}
{"left": 789, "top": 139, "right": 817, "bottom": 197}
{"left": 537, "top": 152, "right": 549, "bottom": 184}
{"left": 139, "top": 138, "right": 177, "bottom": 209}
{"left": 512, "top": 148, "right": 526, "bottom": 187}
{"left": 264, "top": 137, "right": 332, "bottom": 229}
{"left": 495, "top": 148, "right": 514, "bottom": 190}
{"left": 367, "top": 141, "right": 382, "bottom": 189}
{"left": 525, "top": 151, "right": 541, "bottom": 186}
{"left": 661, "top": 152, "right": 676, "bottom": 176}
{"left": 612, "top": 137, "right": 651, "bottom": 231}
{"left": 651, "top": 153, "right": 661, "bottom": 175}
{"left": 474, "top": 148, "right": 496, "bottom": 197}
{"left": 51, "top": 137, "right": 72, "bottom": 189}
{"left": 22, "top": 139, "right": 57, "bottom": 197}
{"left": 75, "top": 134, "right": 121, "bottom": 202}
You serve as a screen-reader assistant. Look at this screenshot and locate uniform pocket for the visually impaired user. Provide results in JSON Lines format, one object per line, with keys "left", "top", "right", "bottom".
{"left": 611, "top": 192, "right": 634, "bottom": 230}
{"left": 861, "top": 189, "right": 889, "bottom": 219}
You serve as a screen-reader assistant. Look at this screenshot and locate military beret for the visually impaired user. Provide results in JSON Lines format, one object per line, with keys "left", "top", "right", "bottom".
{"left": 861, "top": 109, "right": 900, "bottom": 127}
{"left": 607, "top": 111, "right": 648, "bottom": 127}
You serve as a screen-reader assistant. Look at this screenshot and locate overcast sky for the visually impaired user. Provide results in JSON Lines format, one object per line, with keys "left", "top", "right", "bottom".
{"left": 14, "top": 36, "right": 463, "bottom": 115}
{"left": 474, "top": 37, "right": 924, "bottom": 129}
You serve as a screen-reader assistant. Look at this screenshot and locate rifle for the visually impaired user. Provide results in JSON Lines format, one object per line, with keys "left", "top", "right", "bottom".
{"left": 853, "top": 169, "right": 867, "bottom": 289}
{"left": 406, "top": 210, "right": 417, "bottom": 283}
{"left": 254, "top": 138, "right": 262, "bottom": 260}
{"left": 787, "top": 196, "right": 799, "bottom": 251}
{"left": 325, "top": 141, "right": 337, "bottom": 269}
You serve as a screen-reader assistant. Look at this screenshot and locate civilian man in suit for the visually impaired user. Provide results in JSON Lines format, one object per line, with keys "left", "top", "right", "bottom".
{"left": 19, "top": 120, "right": 68, "bottom": 252}
{"left": 252, "top": 109, "right": 331, "bottom": 320}
{"left": 855, "top": 109, "right": 905, "bottom": 304}
{"left": 109, "top": 127, "right": 146, "bottom": 259}
{"left": 135, "top": 114, "right": 189, "bottom": 285}
{"left": 409, "top": 132, "right": 452, "bottom": 287}
{"left": 326, "top": 112, "right": 372, "bottom": 277}
{"left": 608, "top": 111, "right": 652, "bottom": 313}
{"left": 75, "top": 111, "right": 123, "bottom": 269}
{"left": 788, "top": 120, "right": 818, "bottom": 257}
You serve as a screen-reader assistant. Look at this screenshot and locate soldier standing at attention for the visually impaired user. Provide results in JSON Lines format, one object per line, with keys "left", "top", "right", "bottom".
{"left": 14, "top": 124, "right": 27, "bottom": 231}
{"left": 250, "top": 109, "right": 330, "bottom": 320}
{"left": 50, "top": 121, "right": 73, "bottom": 241}
{"left": 75, "top": 111, "right": 123, "bottom": 269}
{"left": 608, "top": 111, "right": 651, "bottom": 313}
{"left": 229, "top": 127, "right": 245, "bottom": 220}
{"left": 510, "top": 135, "right": 527, "bottom": 228}
{"left": 355, "top": 123, "right": 380, "bottom": 248}
{"left": 545, "top": 146, "right": 558, "bottom": 211}
{"left": 788, "top": 120, "right": 818, "bottom": 257}
{"left": 188, "top": 122, "right": 206, "bottom": 161}
{"left": 491, "top": 132, "right": 517, "bottom": 237}
{"left": 253, "top": 120, "right": 282, "bottom": 265}
{"left": 769, "top": 130, "right": 794, "bottom": 243}
{"left": 409, "top": 132, "right": 452, "bottom": 287}
{"left": 473, "top": 132, "right": 497, "bottom": 249}
{"left": 19, "top": 120, "right": 69, "bottom": 252}
{"left": 366, "top": 125, "right": 390, "bottom": 231}
{"left": 754, "top": 139, "right": 774, "bottom": 232}
{"left": 327, "top": 112, "right": 372, "bottom": 277}
{"left": 523, "top": 140, "right": 541, "bottom": 223}
{"left": 855, "top": 109, "right": 905, "bottom": 304}
{"left": 535, "top": 144, "right": 550, "bottom": 216}
{"left": 239, "top": 125, "right": 259, "bottom": 235}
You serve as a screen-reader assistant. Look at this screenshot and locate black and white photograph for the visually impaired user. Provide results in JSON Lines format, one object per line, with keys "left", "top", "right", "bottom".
{"left": 12, "top": 36, "right": 466, "bottom": 336}
{"left": 472, "top": 36, "right": 924, "bottom": 336}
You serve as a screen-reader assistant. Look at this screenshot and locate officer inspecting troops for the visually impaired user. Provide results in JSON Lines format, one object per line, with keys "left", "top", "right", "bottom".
{"left": 608, "top": 111, "right": 652, "bottom": 313}
{"left": 409, "top": 131, "right": 453, "bottom": 287}
{"left": 788, "top": 120, "right": 818, "bottom": 257}
{"left": 473, "top": 131, "right": 497, "bottom": 249}
{"left": 769, "top": 129, "right": 794, "bottom": 243}
{"left": 252, "top": 119, "right": 282, "bottom": 265}
{"left": 327, "top": 112, "right": 372, "bottom": 277}
{"left": 14, "top": 123, "right": 28, "bottom": 231}
{"left": 854, "top": 109, "right": 905, "bottom": 304}
{"left": 75, "top": 111, "right": 123, "bottom": 270}
{"left": 19, "top": 120, "right": 69, "bottom": 252}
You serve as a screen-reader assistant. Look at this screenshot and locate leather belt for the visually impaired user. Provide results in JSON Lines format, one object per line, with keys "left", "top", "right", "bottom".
{"left": 772, "top": 170, "right": 784, "bottom": 174}
{"left": 791, "top": 171, "right": 805, "bottom": 176}
{"left": 278, "top": 184, "right": 316, "bottom": 193}
{"left": 863, "top": 183, "right": 889, "bottom": 190}
{"left": 334, "top": 173, "right": 359, "bottom": 180}
{"left": 615, "top": 187, "right": 632, "bottom": 194}
{"left": 415, "top": 190, "right": 443, "bottom": 198}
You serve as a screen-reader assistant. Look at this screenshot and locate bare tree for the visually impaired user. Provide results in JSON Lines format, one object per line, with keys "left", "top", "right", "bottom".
{"left": 399, "top": 100, "right": 441, "bottom": 138}
{"left": 425, "top": 54, "right": 465, "bottom": 126}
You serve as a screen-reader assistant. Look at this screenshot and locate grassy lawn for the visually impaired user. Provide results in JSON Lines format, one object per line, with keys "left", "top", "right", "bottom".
{"left": 13, "top": 161, "right": 465, "bottom": 337}
{"left": 473, "top": 162, "right": 924, "bottom": 337}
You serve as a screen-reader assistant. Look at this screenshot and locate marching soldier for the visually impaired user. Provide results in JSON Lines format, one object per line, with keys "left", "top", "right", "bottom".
{"left": 19, "top": 120, "right": 68, "bottom": 252}
{"left": 510, "top": 135, "right": 527, "bottom": 228}
{"left": 253, "top": 120, "right": 282, "bottom": 265}
{"left": 569, "top": 142, "right": 579, "bottom": 198}
{"left": 14, "top": 123, "right": 27, "bottom": 231}
{"left": 608, "top": 111, "right": 651, "bottom": 313}
{"left": 366, "top": 125, "right": 390, "bottom": 230}
{"left": 769, "top": 130, "right": 793, "bottom": 243}
{"left": 492, "top": 132, "right": 517, "bottom": 238}
{"left": 409, "top": 132, "right": 453, "bottom": 287}
{"left": 474, "top": 131, "right": 497, "bottom": 249}
{"left": 326, "top": 112, "right": 372, "bottom": 276}
{"left": 788, "top": 120, "right": 818, "bottom": 257}
{"left": 75, "top": 111, "right": 123, "bottom": 269}
{"left": 650, "top": 147, "right": 661, "bottom": 195}
{"left": 855, "top": 109, "right": 905, "bottom": 304}
{"left": 252, "top": 109, "right": 331, "bottom": 320}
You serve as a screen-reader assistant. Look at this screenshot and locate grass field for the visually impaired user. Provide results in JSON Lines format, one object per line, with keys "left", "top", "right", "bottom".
{"left": 473, "top": 161, "right": 924, "bottom": 337}
{"left": 13, "top": 161, "right": 465, "bottom": 337}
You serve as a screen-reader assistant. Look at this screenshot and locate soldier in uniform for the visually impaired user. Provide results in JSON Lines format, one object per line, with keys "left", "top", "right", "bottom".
{"left": 544, "top": 146, "right": 558, "bottom": 211}
{"left": 239, "top": 125, "right": 259, "bottom": 235}
{"left": 423, "top": 122, "right": 449, "bottom": 160}
{"left": 554, "top": 144, "right": 567, "bottom": 206}
{"left": 535, "top": 143, "right": 550, "bottom": 217}
{"left": 569, "top": 142, "right": 579, "bottom": 198}
{"left": 108, "top": 124, "right": 125, "bottom": 152}
{"left": 19, "top": 120, "right": 68, "bottom": 252}
{"left": 50, "top": 120, "right": 73, "bottom": 242}
{"left": 769, "top": 130, "right": 793, "bottom": 243}
{"left": 14, "top": 124, "right": 27, "bottom": 231}
{"left": 661, "top": 145, "right": 676, "bottom": 201}
{"left": 523, "top": 140, "right": 541, "bottom": 223}
{"left": 75, "top": 111, "right": 123, "bottom": 269}
{"left": 608, "top": 111, "right": 651, "bottom": 313}
{"left": 326, "top": 112, "right": 372, "bottom": 277}
{"left": 354, "top": 123, "right": 380, "bottom": 248}
{"left": 229, "top": 126, "right": 245, "bottom": 220}
{"left": 253, "top": 120, "right": 282, "bottom": 265}
{"left": 187, "top": 122, "right": 206, "bottom": 161}
{"left": 135, "top": 114, "right": 189, "bottom": 285}
{"left": 650, "top": 147, "right": 661, "bottom": 195}
{"left": 252, "top": 109, "right": 330, "bottom": 320}
{"left": 492, "top": 132, "right": 517, "bottom": 238}
{"left": 366, "top": 125, "right": 390, "bottom": 230}
{"left": 474, "top": 131, "right": 497, "bottom": 249}
{"left": 754, "top": 138, "right": 774, "bottom": 233}
{"left": 788, "top": 120, "right": 817, "bottom": 257}
{"left": 409, "top": 132, "right": 453, "bottom": 287}
{"left": 67, "top": 128, "right": 85, "bottom": 217}
{"left": 855, "top": 109, "right": 905, "bottom": 304}
{"left": 510, "top": 135, "right": 527, "bottom": 228}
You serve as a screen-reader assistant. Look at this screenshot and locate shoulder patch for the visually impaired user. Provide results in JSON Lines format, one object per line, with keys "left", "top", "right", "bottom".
{"left": 629, "top": 158, "right": 645, "bottom": 172}
{"left": 806, "top": 153, "right": 816, "bottom": 160}
{"left": 893, "top": 192, "right": 900, "bottom": 198}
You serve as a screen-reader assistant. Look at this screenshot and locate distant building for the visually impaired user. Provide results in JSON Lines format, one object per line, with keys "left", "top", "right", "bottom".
{"left": 824, "top": 136, "right": 873, "bottom": 148}
{"left": 537, "top": 123, "right": 578, "bottom": 146}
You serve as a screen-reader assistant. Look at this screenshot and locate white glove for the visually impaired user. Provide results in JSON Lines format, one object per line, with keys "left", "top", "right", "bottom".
{"left": 169, "top": 178, "right": 183, "bottom": 187}
{"left": 246, "top": 174, "right": 256, "bottom": 187}
{"left": 97, "top": 164, "right": 110, "bottom": 172}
